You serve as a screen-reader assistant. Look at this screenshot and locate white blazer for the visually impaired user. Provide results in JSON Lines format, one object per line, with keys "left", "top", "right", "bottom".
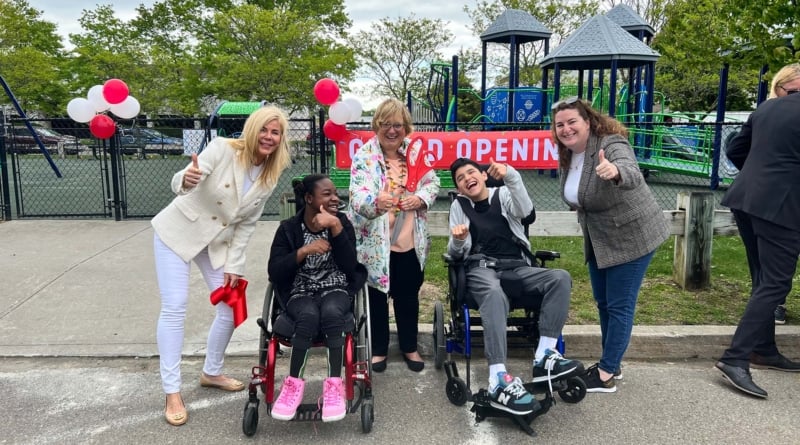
{"left": 151, "top": 138, "right": 275, "bottom": 276}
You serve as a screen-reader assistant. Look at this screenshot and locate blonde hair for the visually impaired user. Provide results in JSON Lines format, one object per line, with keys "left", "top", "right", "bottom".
{"left": 769, "top": 63, "right": 800, "bottom": 99}
{"left": 371, "top": 98, "right": 414, "bottom": 135}
{"left": 229, "top": 106, "right": 291, "bottom": 188}
{"left": 550, "top": 98, "right": 628, "bottom": 171}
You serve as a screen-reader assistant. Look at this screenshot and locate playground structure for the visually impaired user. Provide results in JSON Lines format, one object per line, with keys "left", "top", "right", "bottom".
{"left": 397, "top": 5, "right": 748, "bottom": 189}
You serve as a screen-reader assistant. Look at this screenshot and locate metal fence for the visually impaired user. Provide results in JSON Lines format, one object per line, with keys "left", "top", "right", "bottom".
{"left": 0, "top": 114, "right": 743, "bottom": 221}
{"left": 0, "top": 116, "right": 318, "bottom": 221}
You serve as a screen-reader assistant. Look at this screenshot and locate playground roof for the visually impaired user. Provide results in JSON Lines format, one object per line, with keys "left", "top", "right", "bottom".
{"left": 540, "top": 14, "right": 659, "bottom": 70}
{"left": 480, "top": 9, "right": 552, "bottom": 44}
{"left": 215, "top": 101, "right": 267, "bottom": 116}
{"left": 605, "top": 4, "right": 655, "bottom": 38}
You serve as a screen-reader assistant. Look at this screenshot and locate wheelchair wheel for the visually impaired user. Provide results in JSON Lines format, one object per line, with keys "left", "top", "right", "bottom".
{"left": 558, "top": 375, "right": 587, "bottom": 404}
{"left": 445, "top": 377, "right": 469, "bottom": 406}
{"left": 361, "top": 399, "right": 374, "bottom": 433}
{"left": 242, "top": 400, "right": 259, "bottom": 437}
{"left": 433, "top": 301, "right": 445, "bottom": 370}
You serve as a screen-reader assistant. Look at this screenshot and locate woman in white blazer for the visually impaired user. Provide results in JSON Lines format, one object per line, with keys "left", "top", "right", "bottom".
{"left": 152, "top": 106, "right": 291, "bottom": 426}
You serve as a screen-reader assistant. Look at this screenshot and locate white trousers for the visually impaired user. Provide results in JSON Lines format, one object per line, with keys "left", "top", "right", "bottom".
{"left": 154, "top": 234, "right": 234, "bottom": 394}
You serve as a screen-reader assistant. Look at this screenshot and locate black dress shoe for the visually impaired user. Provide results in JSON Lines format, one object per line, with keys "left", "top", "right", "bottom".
{"left": 750, "top": 353, "right": 800, "bottom": 372}
{"left": 371, "top": 358, "right": 387, "bottom": 373}
{"left": 715, "top": 361, "right": 768, "bottom": 398}
{"left": 403, "top": 355, "right": 424, "bottom": 373}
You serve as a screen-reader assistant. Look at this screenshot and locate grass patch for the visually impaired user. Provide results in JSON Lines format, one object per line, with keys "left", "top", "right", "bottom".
{"left": 418, "top": 235, "right": 800, "bottom": 325}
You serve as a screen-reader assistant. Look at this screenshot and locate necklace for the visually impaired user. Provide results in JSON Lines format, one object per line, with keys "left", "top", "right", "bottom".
{"left": 248, "top": 164, "right": 263, "bottom": 182}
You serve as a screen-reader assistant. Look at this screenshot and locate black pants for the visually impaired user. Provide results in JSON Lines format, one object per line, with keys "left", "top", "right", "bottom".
{"left": 369, "top": 249, "right": 424, "bottom": 356}
{"left": 287, "top": 289, "right": 351, "bottom": 351}
{"left": 720, "top": 212, "right": 800, "bottom": 367}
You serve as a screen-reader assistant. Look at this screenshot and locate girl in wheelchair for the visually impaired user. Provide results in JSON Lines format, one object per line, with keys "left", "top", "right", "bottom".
{"left": 267, "top": 174, "right": 367, "bottom": 422}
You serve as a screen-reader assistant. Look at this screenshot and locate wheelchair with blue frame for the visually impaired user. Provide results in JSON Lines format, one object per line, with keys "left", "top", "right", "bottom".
{"left": 431, "top": 167, "right": 586, "bottom": 435}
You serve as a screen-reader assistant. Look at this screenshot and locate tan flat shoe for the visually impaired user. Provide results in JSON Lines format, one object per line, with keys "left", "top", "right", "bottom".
{"left": 200, "top": 373, "right": 245, "bottom": 391}
{"left": 164, "top": 395, "right": 188, "bottom": 426}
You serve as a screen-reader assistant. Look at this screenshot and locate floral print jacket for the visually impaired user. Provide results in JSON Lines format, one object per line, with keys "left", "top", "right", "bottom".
{"left": 347, "top": 135, "right": 440, "bottom": 293}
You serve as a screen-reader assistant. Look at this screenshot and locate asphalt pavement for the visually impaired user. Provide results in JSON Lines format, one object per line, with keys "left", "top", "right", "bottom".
{"left": 1, "top": 220, "right": 800, "bottom": 444}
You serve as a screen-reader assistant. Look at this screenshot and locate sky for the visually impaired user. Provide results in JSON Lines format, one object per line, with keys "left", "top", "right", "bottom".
{"left": 28, "top": 0, "right": 482, "bottom": 108}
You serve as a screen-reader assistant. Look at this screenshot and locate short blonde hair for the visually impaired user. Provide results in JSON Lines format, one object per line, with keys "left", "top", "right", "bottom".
{"left": 230, "top": 106, "right": 291, "bottom": 188}
{"left": 371, "top": 98, "right": 413, "bottom": 134}
{"left": 769, "top": 63, "right": 800, "bottom": 99}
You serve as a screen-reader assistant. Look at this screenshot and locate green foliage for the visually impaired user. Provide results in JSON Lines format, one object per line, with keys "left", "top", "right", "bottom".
{"left": 422, "top": 235, "right": 800, "bottom": 325}
{"left": 0, "top": 0, "right": 68, "bottom": 115}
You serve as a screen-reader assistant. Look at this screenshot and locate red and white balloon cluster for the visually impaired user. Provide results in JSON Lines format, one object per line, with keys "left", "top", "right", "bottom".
{"left": 66, "top": 79, "right": 141, "bottom": 139}
{"left": 313, "top": 78, "right": 363, "bottom": 141}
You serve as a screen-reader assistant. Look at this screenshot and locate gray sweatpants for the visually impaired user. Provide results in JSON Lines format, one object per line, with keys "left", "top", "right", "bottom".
{"left": 466, "top": 265, "right": 572, "bottom": 365}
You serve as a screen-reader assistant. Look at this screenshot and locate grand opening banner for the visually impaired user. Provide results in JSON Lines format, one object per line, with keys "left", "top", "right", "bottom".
{"left": 334, "top": 130, "right": 559, "bottom": 169}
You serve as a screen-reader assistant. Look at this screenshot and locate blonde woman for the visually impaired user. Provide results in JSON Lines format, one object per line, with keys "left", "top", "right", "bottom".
{"left": 152, "top": 106, "right": 291, "bottom": 425}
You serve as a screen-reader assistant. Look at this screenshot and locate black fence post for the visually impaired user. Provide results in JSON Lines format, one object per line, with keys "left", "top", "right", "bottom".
{"left": 317, "top": 108, "right": 328, "bottom": 174}
{"left": 108, "top": 131, "right": 123, "bottom": 221}
{"left": 0, "top": 115, "right": 12, "bottom": 220}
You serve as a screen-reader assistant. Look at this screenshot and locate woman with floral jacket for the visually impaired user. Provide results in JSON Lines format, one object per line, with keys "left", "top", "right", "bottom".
{"left": 347, "top": 98, "right": 440, "bottom": 373}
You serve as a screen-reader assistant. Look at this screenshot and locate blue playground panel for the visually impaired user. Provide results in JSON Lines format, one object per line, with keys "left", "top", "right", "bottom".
{"left": 482, "top": 88, "right": 546, "bottom": 123}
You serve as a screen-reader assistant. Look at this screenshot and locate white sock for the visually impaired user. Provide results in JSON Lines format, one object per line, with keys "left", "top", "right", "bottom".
{"left": 534, "top": 336, "right": 559, "bottom": 363}
{"left": 488, "top": 363, "right": 507, "bottom": 389}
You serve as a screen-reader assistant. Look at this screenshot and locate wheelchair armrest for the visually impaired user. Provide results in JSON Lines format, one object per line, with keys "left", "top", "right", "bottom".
{"left": 534, "top": 250, "right": 561, "bottom": 264}
{"left": 442, "top": 253, "right": 465, "bottom": 266}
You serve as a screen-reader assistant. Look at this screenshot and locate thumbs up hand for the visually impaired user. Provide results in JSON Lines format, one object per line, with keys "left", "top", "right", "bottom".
{"left": 595, "top": 149, "right": 619, "bottom": 181}
{"left": 183, "top": 153, "right": 203, "bottom": 190}
{"left": 485, "top": 157, "right": 507, "bottom": 180}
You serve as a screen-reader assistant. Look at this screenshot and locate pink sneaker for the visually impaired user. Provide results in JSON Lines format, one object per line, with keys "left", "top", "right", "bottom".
{"left": 321, "top": 377, "right": 347, "bottom": 422}
{"left": 271, "top": 376, "right": 304, "bottom": 421}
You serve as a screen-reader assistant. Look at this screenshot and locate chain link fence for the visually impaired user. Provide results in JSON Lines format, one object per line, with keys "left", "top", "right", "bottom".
{"left": 1, "top": 116, "right": 318, "bottom": 220}
{"left": 1, "top": 114, "right": 742, "bottom": 220}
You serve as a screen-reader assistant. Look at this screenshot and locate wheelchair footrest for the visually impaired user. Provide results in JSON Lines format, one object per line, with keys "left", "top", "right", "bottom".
{"left": 288, "top": 403, "right": 324, "bottom": 421}
{"left": 470, "top": 389, "right": 553, "bottom": 436}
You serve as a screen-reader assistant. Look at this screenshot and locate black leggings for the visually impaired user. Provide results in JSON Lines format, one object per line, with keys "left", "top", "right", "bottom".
{"left": 287, "top": 289, "right": 350, "bottom": 377}
{"left": 369, "top": 250, "right": 424, "bottom": 356}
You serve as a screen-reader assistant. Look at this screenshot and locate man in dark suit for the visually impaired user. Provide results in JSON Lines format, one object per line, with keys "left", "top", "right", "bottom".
{"left": 715, "top": 87, "right": 800, "bottom": 398}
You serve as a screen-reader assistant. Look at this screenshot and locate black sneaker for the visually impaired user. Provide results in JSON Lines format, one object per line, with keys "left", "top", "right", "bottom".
{"left": 775, "top": 305, "right": 787, "bottom": 325}
{"left": 614, "top": 364, "right": 623, "bottom": 380}
{"left": 532, "top": 349, "right": 584, "bottom": 383}
{"left": 583, "top": 363, "right": 617, "bottom": 393}
{"left": 489, "top": 372, "right": 536, "bottom": 415}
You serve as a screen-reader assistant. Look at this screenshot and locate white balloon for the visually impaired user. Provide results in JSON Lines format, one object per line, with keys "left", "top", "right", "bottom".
{"left": 66, "top": 97, "right": 96, "bottom": 123}
{"left": 329, "top": 101, "right": 351, "bottom": 125}
{"left": 110, "top": 96, "right": 141, "bottom": 119}
{"left": 343, "top": 98, "right": 363, "bottom": 122}
{"left": 87, "top": 84, "right": 110, "bottom": 112}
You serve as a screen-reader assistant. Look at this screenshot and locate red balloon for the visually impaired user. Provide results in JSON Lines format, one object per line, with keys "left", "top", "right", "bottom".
{"left": 314, "top": 78, "right": 340, "bottom": 105}
{"left": 89, "top": 114, "right": 116, "bottom": 139}
{"left": 102, "top": 78, "right": 129, "bottom": 105}
{"left": 323, "top": 119, "right": 348, "bottom": 141}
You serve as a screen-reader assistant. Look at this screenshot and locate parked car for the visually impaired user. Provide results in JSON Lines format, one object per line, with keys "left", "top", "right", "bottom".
{"left": 119, "top": 127, "right": 183, "bottom": 157}
{"left": 5, "top": 125, "right": 88, "bottom": 156}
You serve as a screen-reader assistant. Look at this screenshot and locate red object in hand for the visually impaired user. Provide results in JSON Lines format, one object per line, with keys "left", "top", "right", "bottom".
{"left": 209, "top": 279, "right": 248, "bottom": 328}
{"left": 405, "top": 135, "right": 435, "bottom": 192}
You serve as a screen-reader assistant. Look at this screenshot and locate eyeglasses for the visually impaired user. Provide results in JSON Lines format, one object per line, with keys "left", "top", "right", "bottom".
{"left": 779, "top": 85, "right": 800, "bottom": 95}
{"left": 379, "top": 122, "right": 404, "bottom": 131}
{"left": 551, "top": 96, "right": 580, "bottom": 110}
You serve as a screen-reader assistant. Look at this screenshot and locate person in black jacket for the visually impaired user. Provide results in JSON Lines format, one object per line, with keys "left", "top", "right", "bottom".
{"left": 715, "top": 87, "right": 800, "bottom": 399}
{"left": 267, "top": 174, "right": 367, "bottom": 422}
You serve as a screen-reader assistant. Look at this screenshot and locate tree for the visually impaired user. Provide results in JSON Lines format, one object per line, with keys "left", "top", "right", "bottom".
{"left": 651, "top": 0, "right": 793, "bottom": 111}
{"left": 348, "top": 14, "right": 454, "bottom": 101}
{"left": 196, "top": 4, "right": 355, "bottom": 114}
{"left": 0, "top": 0, "right": 68, "bottom": 116}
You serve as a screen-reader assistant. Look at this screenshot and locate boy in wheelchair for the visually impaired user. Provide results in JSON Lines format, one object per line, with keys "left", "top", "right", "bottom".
{"left": 267, "top": 174, "right": 367, "bottom": 422}
{"left": 447, "top": 158, "right": 584, "bottom": 415}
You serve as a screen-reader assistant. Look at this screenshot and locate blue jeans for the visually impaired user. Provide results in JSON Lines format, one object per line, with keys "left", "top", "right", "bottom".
{"left": 588, "top": 250, "right": 655, "bottom": 374}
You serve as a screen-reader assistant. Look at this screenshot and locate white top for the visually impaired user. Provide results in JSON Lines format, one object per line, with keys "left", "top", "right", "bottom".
{"left": 243, "top": 163, "right": 264, "bottom": 195}
{"left": 563, "top": 151, "right": 584, "bottom": 207}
